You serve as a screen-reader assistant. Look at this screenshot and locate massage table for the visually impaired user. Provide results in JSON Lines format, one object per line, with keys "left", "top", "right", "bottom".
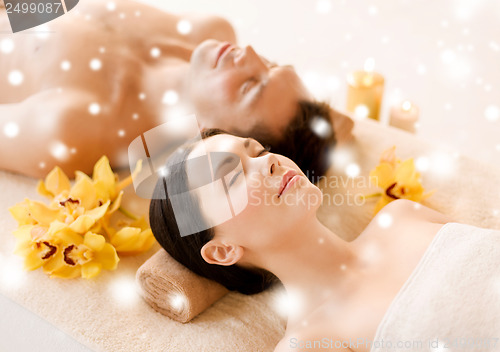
{"left": 1, "top": 118, "right": 499, "bottom": 351}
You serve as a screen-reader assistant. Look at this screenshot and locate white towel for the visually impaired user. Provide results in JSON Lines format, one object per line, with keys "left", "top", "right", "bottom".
{"left": 370, "top": 222, "right": 500, "bottom": 352}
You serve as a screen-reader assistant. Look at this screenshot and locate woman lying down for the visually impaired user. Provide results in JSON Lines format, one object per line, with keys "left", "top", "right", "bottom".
{"left": 149, "top": 130, "right": 500, "bottom": 352}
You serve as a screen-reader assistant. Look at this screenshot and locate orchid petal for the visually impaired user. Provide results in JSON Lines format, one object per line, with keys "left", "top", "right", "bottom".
{"left": 83, "top": 232, "right": 106, "bottom": 252}
{"left": 82, "top": 262, "right": 102, "bottom": 279}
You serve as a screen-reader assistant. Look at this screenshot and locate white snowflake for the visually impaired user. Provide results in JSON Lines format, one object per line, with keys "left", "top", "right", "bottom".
{"left": 316, "top": 0, "right": 332, "bottom": 14}
{"left": 345, "top": 163, "right": 360, "bottom": 178}
{"left": 106, "top": 2, "right": 116, "bottom": 11}
{"left": 3, "top": 122, "right": 19, "bottom": 138}
{"left": 417, "top": 64, "right": 427, "bottom": 75}
{"left": 354, "top": 104, "right": 369, "bottom": 119}
{"left": 49, "top": 141, "right": 70, "bottom": 161}
{"left": 60, "top": 60, "right": 71, "bottom": 71}
{"left": 162, "top": 90, "right": 179, "bottom": 106}
{"left": 8, "top": 70, "right": 24, "bottom": 86}
{"left": 170, "top": 294, "right": 186, "bottom": 310}
{"left": 88, "top": 103, "right": 101, "bottom": 115}
{"left": 415, "top": 156, "right": 430, "bottom": 172}
{"left": 309, "top": 116, "right": 332, "bottom": 138}
{"left": 89, "top": 58, "right": 102, "bottom": 71}
{"left": 440, "top": 49, "right": 456, "bottom": 64}
{"left": 377, "top": 213, "right": 393, "bottom": 228}
{"left": 109, "top": 277, "right": 140, "bottom": 306}
{"left": 484, "top": 105, "right": 500, "bottom": 122}
{"left": 489, "top": 41, "right": 500, "bottom": 52}
{"left": 150, "top": 47, "right": 161, "bottom": 58}
{"left": 35, "top": 24, "right": 50, "bottom": 40}
{"left": 0, "top": 39, "right": 14, "bottom": 54}
{"left": 368, "top": 5, "right": 378, "bottom": 15}
{"left": 176, "top": 20, "right": 192, "bottom": 35}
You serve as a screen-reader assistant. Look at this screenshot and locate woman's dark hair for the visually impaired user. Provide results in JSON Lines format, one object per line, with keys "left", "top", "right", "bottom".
{"left": 149, "top": 129, "right": 280, "bottom": 295}
{"left": 237, "top": 100, "right": 337, "bottom": 183}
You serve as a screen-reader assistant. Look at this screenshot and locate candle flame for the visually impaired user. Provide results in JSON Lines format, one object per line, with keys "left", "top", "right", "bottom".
{"left": 402, "top": 101, "right": 412, "bottom": 111}
{"left": 364, "top": 58, "right": 375, "bottom": 72}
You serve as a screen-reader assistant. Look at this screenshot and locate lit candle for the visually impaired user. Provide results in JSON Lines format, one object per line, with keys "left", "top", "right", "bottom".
{"left": 389, "top": 101, "right": 420, "bottom": 133}
{"left": 346, "top": 58, "right": 385, "bottom": 121}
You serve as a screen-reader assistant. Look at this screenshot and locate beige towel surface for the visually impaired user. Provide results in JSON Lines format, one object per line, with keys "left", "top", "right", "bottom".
{"left": 1, "top": 119, "right": 500, "bottom": 351}
{"left": 136, "top": 249, "right": 229, "bottom": 323}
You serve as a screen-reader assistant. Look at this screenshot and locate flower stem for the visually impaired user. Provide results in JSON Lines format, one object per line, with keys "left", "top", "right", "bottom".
{"left": 359, "top": 192, "right": 382, "bottom": 200}
{"left": 118, "top": 207, "right": 138, "bottom": 221}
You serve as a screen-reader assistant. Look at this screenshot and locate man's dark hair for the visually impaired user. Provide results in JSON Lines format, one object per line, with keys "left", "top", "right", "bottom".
{"left": 237, "top": 100, "right": 336, "bottom": 183}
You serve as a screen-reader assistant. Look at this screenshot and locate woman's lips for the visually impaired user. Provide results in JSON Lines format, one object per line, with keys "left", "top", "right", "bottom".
{"left": 278, "top": 170, "right": 301, "bottom": 197}
{"left": 214, "top": 42, "right": 232, "bottom": 68}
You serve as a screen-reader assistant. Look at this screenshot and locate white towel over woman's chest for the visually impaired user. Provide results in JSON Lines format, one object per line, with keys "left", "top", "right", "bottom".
{"left": 370, "top": 222, "right": 500, "bottom": 352}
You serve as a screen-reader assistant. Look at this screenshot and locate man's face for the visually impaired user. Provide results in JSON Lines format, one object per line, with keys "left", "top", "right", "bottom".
{"left": 188, "top": 40, "right": 312, "bottom": 136}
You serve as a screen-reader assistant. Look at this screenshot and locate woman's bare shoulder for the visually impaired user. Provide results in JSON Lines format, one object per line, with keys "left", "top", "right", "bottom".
{"left": 379, "top": 199, "right": 452, "bottom": 224}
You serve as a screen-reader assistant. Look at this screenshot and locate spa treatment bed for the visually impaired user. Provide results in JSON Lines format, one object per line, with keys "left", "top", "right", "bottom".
{"left": 1, "top": 118, "right": 500, "bottom": 351}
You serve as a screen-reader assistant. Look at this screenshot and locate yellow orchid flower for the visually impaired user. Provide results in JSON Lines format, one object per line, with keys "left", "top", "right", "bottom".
{"left": 13, "top": 220, "right": 70, "bottom": 272}
{"left": 9, "top": 155, "right": 152, "bottom": 279}
{"left": 48, "top": 231, "right": 120, "bottom": 279}
{"left": 367, "top": 146, "right": 432, "bottom": 214}
{"left": 13, "top": 224, "right": 59, "bottom": 271}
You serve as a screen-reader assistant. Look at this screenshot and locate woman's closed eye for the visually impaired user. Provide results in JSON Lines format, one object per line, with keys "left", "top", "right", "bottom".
{"left": 256, "top": 146, "right": 271, "bottom": 157}
{"left": 228, "top": 169, "right": 243, "bottom": 187}
{"left": 228, "top": 147, "right": 270, "bottom": 188}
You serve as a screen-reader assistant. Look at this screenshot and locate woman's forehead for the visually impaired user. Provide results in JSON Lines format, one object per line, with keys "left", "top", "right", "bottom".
{"left": 189, "top": 134, "right": 244, "bottom": 159}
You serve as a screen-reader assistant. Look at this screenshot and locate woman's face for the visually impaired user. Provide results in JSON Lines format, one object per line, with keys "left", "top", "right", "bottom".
{"left": 189, "top": 40, "right": 312, "bottom": 136}
{"left": 186, "top": 134, "right": 323, "bottom": 250}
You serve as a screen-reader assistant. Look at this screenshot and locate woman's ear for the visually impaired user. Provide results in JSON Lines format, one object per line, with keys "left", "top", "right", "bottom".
{"left": 329, "top": 108, "right": 355, "bottom": 145}
{"left": 200, "top": 240, "right": 244, "bottom": 266}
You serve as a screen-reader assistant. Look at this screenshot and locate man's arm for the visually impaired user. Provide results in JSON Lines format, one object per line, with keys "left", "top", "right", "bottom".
{"left": 0, "top": 88, "right": 110, "bottom": 179}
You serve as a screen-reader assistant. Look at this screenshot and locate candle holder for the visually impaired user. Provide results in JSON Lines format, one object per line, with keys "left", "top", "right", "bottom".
{"left": 389, "top": 101, "right": 420, "bottom": 133}
{"left": 346, "top": 62, "right": 385, "bottom": 121}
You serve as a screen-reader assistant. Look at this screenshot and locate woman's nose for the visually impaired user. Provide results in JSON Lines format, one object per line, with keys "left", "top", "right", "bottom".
{"left": 262, "top": 154, "right": 280, "bottom": 176}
